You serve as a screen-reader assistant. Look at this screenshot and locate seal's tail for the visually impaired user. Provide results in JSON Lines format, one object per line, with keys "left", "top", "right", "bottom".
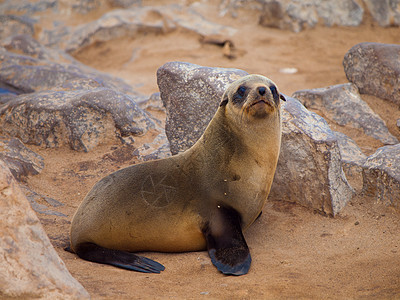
{"left": 74, "top": 242, "right": 165, "bottom": 273}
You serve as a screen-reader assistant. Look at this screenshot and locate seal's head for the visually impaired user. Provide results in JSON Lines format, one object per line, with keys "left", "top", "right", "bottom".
{"left": 220, "top": 74, "right": 286, "bottom": 120}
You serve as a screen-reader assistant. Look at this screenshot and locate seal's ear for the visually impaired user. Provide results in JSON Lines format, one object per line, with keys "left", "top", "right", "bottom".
{"left": 220, "top": 92, "right": 229, "bottom": 107}
{"left": 280, "top": 93, "right": 287, "bottom": 101}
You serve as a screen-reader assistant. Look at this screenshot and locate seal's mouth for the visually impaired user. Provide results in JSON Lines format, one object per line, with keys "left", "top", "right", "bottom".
{"left": 250, "top": 99, "right": 272, "bottom": 107}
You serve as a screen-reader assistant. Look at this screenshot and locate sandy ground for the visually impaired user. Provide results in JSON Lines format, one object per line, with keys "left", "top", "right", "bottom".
{"left": 25, "top": 3, "right": 400, "bottom": 299}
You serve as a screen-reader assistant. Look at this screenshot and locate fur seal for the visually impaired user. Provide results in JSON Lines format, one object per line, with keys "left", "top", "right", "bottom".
{"left": 70, "top": 74, "right": 285, "bottom": 276}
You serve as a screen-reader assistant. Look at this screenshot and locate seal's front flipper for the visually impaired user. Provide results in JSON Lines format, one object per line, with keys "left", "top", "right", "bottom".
{"left": 203, "top": 205, "right": 251, "bottom": 276}
{"left": 74, "top": 242, "right": 165, "bottom": 273}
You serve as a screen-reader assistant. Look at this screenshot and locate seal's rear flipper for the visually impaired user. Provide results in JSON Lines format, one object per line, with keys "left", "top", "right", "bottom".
{"left": 203, "top": 205, "right": 251, "bottom": 276}
{"left": 74, "top": 243, "right": 165, "bottom": 273}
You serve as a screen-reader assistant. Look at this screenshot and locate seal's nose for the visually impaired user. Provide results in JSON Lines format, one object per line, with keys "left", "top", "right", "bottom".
{"left": 258, "top": 86, "right": 266, "bottom": 96}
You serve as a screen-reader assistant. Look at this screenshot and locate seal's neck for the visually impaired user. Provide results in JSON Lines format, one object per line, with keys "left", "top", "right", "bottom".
{"left": 192, "top": 107, "right": 281, "bottom": 167}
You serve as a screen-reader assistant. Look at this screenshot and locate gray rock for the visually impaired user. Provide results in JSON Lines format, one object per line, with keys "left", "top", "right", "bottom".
{"left": 259, "top": 0, "right": 318, "bottom": 32}
{"left": 40, "top": 24, "right": 71, "bottom": 49}
{"left": 1, "top": 34, "right": 78, "bottom": 65}
{"left": 20, "top": 185, "right": 67, "bottom": 217}
{"left": 343, "top": 42, "right": 400, "bottom": 106}
{"left": 160, "top": 5, "right": 237, "bottom": 37}
{"left": 333, "top": 131, "right": 367, "bottom": 194}
{"left": 137, "top": 92, "right": 165, "bottom": 112}
{"left": 157, "top": 61, "right": 354, "bottom": 215}
{"left": 315, "top": 0, "right": 363, "bottom": 26}
{"left": 109, "top": 0, "right": 142, "bottom": 8}
{"left": 217, "top": 0, "right": 263, "bottom": 18}
{"left": 44, "top": 7, "right": 166, "bottom": 52}
{"left": 0, "top": 49, "right": 142, "bottom": 97}
{"left": 0, "top": 87, "right": 154, "bottom": 151}
{"left": 0, "top": 15, "right": 35, "bottom": 40}
{"left": 133, "top": 133, "right": 171, "bottom": 161}
{"left": 292, "top": 83, "right": 398, "bottom": 145}
{"left": 258, "top": 0, "right": 363, "bottom": 32}
{"left": 0, "top": 0, "right": 57, "bottom": 15}
{"left": 69, "top": 0, "right": 101, "bottom": 14}
{"left": 0, "top": 137, "right": 44, "bottom": 182}
{"left": 0, "top": 88, "right": 17, "bottom": 105}
{"left": 0, "top": 160, "right": 90, "bottom": 299}
{"left": 362, "top": 144, "right": 400, "bottom": 206}
{"left": 157, "top": 61, "right": 248, "bottom": 155}
{"left": 364, "top": 0, "right": 400, "bottom": 27}
{"left": 45, "top": 5, "right": 236, "bottom": 53}
{"left": 0, "top": 0, "right": 106, "bottom": 15}
{"left": 334, "top": 131, "right": 367, "bottom": 167}
{"left": 270, "top": 96, "right": 354, "bottom": 215}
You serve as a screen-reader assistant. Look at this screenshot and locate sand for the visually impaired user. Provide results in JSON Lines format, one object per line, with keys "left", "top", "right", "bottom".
{"left": 26, "top": 3, "right": 400, "bottom": 299}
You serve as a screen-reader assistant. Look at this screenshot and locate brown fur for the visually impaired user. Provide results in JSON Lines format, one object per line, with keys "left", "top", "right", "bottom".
{"left": 70, "top": 74, "right": 284, "bottom": 255}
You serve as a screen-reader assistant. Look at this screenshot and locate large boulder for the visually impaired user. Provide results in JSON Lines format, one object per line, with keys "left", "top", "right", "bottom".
{"left": 0, "top": 0, "right": 112, "bottom": 15}
{"left": 0, "top": 86, "right": 154, "bottom": 151}
{"left": 0, "top": 137, "right": 44, "bottom": 182}
{"left": 0, "top": 15, "right": 35, "bottom": 40}
{"left": 343, "top": 42, "right": 400, "bottom": 106}
{"left": 257, "top": 0, "right": 363, "bottom": 32}
{"left": 1, "top": 34, "right": 79, "bottom": 65}
{"left": 333, "top": 131, "right": 367, "bottom": 194}
{"left": 271, "top": 96, "right": 354, "bottom": 215}
{"left": 157, "top": 61, "right": 248, "bottom": 155}
{"left": 0, "top": 160, "right": 89, "bottom": 299}
{"left": 41, "top": 5, "right": 236, "bottom": 53}
{"left": 0, "top": 47, "right": 154, "bottom": 151}
{"left": 363, "top": 0, "right": 400, "bottom": 27}
{"left": 0, "top": 48, "right": 141, "bottom": 97}
{"left": 157, "top": 62, "right": 354, "bottom": 215}
{"left": 362, "top": 144, "right": 400, "bottom": 207}
{"left": 292, "top": 83, "right": 398, "bottom": 145}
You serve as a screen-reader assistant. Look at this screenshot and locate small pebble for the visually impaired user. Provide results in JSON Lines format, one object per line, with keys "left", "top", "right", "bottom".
{"left": 279, "top": 67, "right": 298, "bottom": 74}
{"left": 354, "top": 221, "right": 360, "bottom": 225}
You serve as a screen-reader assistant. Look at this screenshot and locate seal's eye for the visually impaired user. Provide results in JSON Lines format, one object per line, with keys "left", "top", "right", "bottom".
{"left": 269, "top": 85, "right": 278, "bottom": 97}
{"left": 237, "top": 86, "right": 246, "bottom": 97}
{"left": 232, "top": 85, "right": 247, "bottom": 105}
{"left": 269, "top": 85, "right": 280, "bottom": 105}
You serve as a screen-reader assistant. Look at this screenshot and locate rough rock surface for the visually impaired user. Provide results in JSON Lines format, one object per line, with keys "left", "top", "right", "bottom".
{"left": 0, "top": 48, "right": 141, "bottom": 97}
{"left": 219, "top": 0, "right": 400, "bottom": 31}
{"left": 293, "top": 83, "right": 398, "bottom": 145}
{"left": 0, "top": 91, "right": 16, "bottom": 105}
{"left": 362, "top": 144, "right": 400, "bottom": 207}
{"left": 0, "top": 0, "right": 138, "bottom": 15}
{"left": 0, "top": 160, "right": 89, "bottom": 299}
{"left": 158, "top": 62, "right": 354, "bottom": 215}
{"left": 0, "top": 137, "right": 44, "bottom": 182}
{"left": 1, "top": 34, "right": 79, "bottom": 65}
{"left": 258, "top": 0, "right": 363, "bottom": 32}
{"left": 343, "top": 42, "right": 400, "bottom": 106}
{"left": 270, "top": 96, "right": 354, "bottom": 215}
{"left": 42, "top": 5, "right": 236, "bottom": 53}
{"left": 363, "top": 0, "right": 400, "bottom": 27}
{"left": 0, "top": 46, "right": 155, "bottom": 151}
{"left": 0, "top": 86, "right": 154, "bottom": 151}
{"left": 20, "top": 185, "right": 67, "bottom": 217}
{"left": 157, "top": 61, "right": 248, "bottom": 155}
{"left": 137, "top": 92, "right": 166, "bottom": 113}
{"left": 0, "top": 15, "right": 34, "bottom": 40}
{"left": 333, "top": 131, "right": 367, "bottom": 194}
{"left": 133, "top": 133, "right": 171, "bottom": 161}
